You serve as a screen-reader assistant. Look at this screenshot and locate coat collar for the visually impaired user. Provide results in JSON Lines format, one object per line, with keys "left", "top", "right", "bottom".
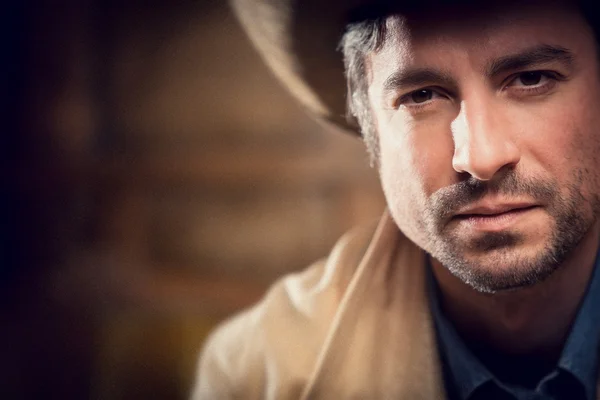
{"left": 300, "top": 210, "right": 446, "bottom": 399}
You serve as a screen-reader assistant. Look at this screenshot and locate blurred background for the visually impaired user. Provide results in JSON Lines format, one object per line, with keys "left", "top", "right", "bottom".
{"left": 3, "top": 0, "right": 384, "bottom": 398}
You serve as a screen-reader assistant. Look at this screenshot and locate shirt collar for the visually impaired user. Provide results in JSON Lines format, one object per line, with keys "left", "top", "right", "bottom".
{"left": 558, "top": 247, "right": 600, "bottom": 400}
{"left": 427, "top": 249, "right": 600, "bottom": 400}
{"left": 426, "top": 261, "right": 493, "bottom": 400}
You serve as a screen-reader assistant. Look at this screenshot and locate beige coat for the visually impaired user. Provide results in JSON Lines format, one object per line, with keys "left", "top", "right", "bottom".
{"left": 192, "top": 209, "right": 600, "bottom": 399}
{"left": 193, "top": 210, "right": 448, "bottom": 399}
{"left": 193, "top": 208, "right": 600, "bottom": 399}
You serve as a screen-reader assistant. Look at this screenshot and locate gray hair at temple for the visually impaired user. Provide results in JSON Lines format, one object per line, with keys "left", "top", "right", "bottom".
{"left": 339, "top": 17, "right": 387, "bottom": 165}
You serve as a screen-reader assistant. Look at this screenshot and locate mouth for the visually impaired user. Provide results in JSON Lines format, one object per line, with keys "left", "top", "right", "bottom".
{"left": 455, "top": 204, "right": 539, "bottom": 218}
{"left": 452, "top": 204, "right": 540, "bottom": 231}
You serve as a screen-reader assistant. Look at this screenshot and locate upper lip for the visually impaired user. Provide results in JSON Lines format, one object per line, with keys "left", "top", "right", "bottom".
{"left": 454, "top": 202, "right": 538, "bottom": 217}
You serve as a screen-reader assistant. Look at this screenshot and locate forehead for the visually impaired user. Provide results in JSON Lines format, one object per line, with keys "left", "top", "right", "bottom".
{"left": 368, "top": 2, "right": 593, "bottom": 81}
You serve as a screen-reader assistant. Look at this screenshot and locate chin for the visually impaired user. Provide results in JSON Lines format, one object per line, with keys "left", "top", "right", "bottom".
{"left": 435, "top": 237, "right": 564, "bottom": 293}
{"left": 449, "top": 257, "right": 560, "bottom": 293}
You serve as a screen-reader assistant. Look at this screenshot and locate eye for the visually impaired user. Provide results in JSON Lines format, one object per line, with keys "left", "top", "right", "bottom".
{"left": 506, "top": 70, "right": 565, "bottom": 91}
{"left": 503, "top": 70, "right": 563, "bottom": 98}
{"left": 398, "top": 88, "right": 446, "bottom": 108}
{"left": 519, "top": 71, "right": 543, "bottom": 85}
{"left": 511, "top": 71, "right": 547, "bottom": 87}
{"left": 411, "top": 89, "right": 435, "bottom": 103}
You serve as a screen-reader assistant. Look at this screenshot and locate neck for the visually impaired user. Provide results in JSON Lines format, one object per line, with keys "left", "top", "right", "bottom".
{"left": 431, "top": 222, "right": 600, "bottom": 364}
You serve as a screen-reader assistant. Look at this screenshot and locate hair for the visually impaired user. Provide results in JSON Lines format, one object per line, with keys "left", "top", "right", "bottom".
{"left": 339, "top": 18, "right": 388, "bottom": 165}
{"left": 339, "top": 1, "right": 600, "bottom": 166}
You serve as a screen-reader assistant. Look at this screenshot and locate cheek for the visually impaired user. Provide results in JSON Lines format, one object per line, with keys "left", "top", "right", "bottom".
{"left": 378, "top": 113, "right": 456, "bottom": 199}
{"left": 378, "top": 130, "right": 429, "bottom": 245}
{"left": 523, "top": 108, "right": 584, "bottom": 159}
{"left": 508, "top": 84, "right": 600, "bottom": 219}
{"left": 377, "top": 114, "right": 456, "bottom": 239}
{"left": 516, "top": 91, "right": 600, "bottom": 192}
{"left": 378, "top": 130, "right": 419, "bottom": 211}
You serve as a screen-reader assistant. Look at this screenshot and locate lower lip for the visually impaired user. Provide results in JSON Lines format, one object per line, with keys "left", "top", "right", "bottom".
{"left": 454, "top": 206, "right": 539, "bottom": 232}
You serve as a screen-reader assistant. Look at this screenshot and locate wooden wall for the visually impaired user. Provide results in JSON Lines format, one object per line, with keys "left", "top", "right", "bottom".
{"left": 4, "top": 1, "right": 385, "bottom": 398}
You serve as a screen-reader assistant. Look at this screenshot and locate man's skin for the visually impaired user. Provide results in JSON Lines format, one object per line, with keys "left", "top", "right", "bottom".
{"left": 366, "top": 1, "right": 600, "bottom": 382}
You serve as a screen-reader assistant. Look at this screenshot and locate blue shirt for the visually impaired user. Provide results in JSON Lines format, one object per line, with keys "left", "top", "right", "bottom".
{"left": 427, "top": 251, "right": 600, "bottom": 400}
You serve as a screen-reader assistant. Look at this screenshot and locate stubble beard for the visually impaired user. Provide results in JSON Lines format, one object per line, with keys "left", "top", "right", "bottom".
{"left": 424, "top": 170, "right": 597, "bottom": 293}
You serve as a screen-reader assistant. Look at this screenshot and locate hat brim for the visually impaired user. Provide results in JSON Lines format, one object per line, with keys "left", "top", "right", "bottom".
{"left": 230, "top": 0, "right": 364, "bottom": 135}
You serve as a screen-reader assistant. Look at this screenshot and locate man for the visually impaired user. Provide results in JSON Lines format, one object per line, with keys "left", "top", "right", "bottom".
{"left": 193, "top": 0, "right": 600, "bottom": 398}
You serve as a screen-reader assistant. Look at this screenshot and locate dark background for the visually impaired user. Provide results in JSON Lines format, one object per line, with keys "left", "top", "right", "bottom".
{"left": 2, "top": 1, "right": 384, "bottom": 398}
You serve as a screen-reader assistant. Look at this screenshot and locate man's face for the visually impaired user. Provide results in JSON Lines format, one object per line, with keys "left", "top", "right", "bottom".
{"left": 367, "top": 2, "right": 600, "bottom": 292}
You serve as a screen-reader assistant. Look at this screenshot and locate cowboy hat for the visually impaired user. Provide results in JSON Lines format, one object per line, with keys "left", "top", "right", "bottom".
{"left": 229, "top": 0, "right": 600, "bottom": 136}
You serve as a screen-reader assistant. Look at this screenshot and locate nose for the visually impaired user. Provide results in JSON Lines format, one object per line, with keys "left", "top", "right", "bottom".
{"left": 451, "top": 99, "right": 521, "bottom": 181}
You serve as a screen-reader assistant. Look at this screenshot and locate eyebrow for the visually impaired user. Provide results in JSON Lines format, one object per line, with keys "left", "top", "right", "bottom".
{"left": 485, "top": 44, "right": 575, "bottom": 77}
{"left": 380, "top": 44, "right": 575, "bottom": 99}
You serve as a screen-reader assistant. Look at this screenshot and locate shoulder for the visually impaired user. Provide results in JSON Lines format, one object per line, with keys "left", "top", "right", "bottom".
{"left": 191, "top": 218, "right": 381, "bottom": 399}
